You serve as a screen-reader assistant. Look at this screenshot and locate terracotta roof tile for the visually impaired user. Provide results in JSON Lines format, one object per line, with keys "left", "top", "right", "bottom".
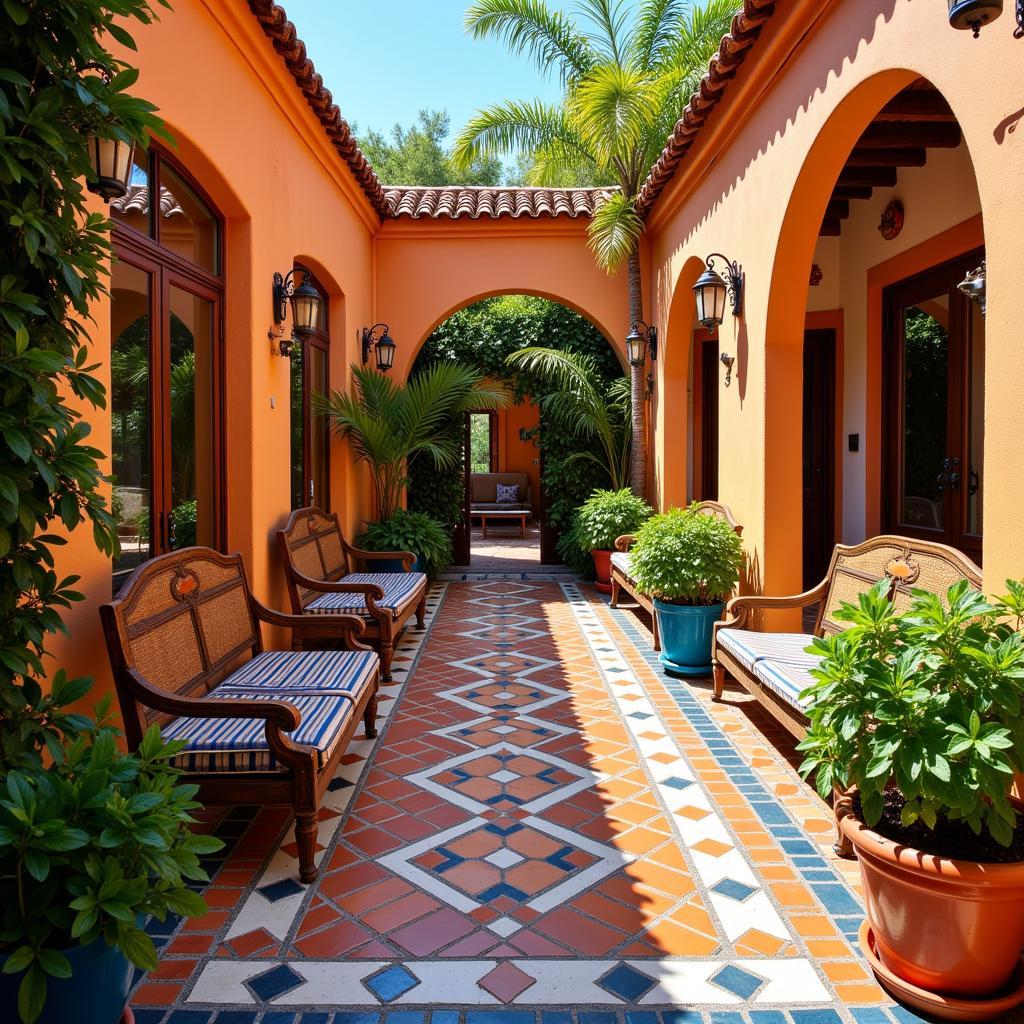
{"left": 111, "top": 183, "right": 183, "bottom": 218}
{"left": 384, "top": 185, "right": 615, "bottom": 220}
{"left": 247, "top": 0, "right": 389, "bottom": 220}
{"left": 636, "top": 0, "right": 777, "bottom": 218}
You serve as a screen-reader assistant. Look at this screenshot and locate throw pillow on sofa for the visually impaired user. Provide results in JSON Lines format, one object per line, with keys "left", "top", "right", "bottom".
{"left": 496, "top": 484, "right": 520, "bottom": 503}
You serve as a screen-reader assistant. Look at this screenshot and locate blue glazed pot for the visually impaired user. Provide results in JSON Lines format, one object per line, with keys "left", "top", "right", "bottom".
{"left": 653, "top": 599, "right": 725, "bottom": 677}
{"left": 371, "top": 554, "right": 425, "bottom": 574}
{"left": 0, "top": 937, "right": 132, "bottom": 1024}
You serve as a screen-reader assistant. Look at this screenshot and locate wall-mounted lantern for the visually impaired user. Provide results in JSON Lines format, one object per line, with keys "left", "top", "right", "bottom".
{"left": 692, "top": 254, "right": 744, "bottom": 331}
{"left": 625, "top": 320, "right": 658, "bottom": 398}
{"left": 720, "top": 352, "right": 736, "bottom": 388}
{"left": 80, "top": 64, "right": 135, "bottom": 201}
{"left": 948, "top": 0, "right": 1023, "bottom": 37}
{"left": 957, "top": 260, "right": 987, "bottom": 318}
{"left": 269, "top": 269, "right": 322, "bottom": 357}
{"left": 361, "top": 323, "right": 397, "bottom": 372}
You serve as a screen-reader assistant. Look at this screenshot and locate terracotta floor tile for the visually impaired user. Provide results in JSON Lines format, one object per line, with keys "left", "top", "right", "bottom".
{"left": 388, "top": 907, "right": 476, "bottom": 955}
{"left": 296, "top": 919, "right": 372, "bottom": 957}
{"left": 362, "top": 891, "right": 440, "bottom": 932}
{"left": 534, "top": 907, "right": 625, "bottom": 955}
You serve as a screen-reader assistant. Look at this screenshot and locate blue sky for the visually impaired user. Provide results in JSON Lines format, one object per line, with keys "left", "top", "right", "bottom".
{"left": 281, "top": 1, "right": 565, "bottom": 142}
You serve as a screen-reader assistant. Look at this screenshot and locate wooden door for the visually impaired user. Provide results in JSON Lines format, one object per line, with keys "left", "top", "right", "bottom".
{"left": 452, "top": 413, "right": 471, "bottom": 565}
{"left": 538, "top": 441, "right": 561, "bottom": 564}
{"left": 696, "top": 334, "right": 720, "bottom": 501}
{"left": 802, "top": 329, "right": 836, "bottom": 589}
{"left": 883, "top": 250, "right": 984, "bottom": 563}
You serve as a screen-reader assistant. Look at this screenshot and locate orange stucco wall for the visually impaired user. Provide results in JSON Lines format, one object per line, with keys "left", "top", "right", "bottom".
{"left": 645, "top": 0, "right": 1024, "bottom": 602}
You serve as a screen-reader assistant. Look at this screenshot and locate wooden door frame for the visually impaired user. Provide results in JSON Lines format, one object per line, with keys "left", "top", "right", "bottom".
{"left": 881, "top": 247, "right": 984, "bottom": 562}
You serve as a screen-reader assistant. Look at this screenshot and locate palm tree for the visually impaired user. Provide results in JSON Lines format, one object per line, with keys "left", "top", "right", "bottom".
{"left": 507, "top": 346, "right": 631, "bottom": 490}
{"left": 453, "top": 0, "right": 737, "bottom": 497}
{"left": 316, "top": 363, "right": 509, "bottom": 521}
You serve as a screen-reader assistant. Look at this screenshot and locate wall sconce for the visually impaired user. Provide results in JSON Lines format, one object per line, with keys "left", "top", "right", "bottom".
{"left": 625, "top": 321, "right": 658, "bottom": 398}
{"left": 957, "top": 260, "right": 987, "bottom": 317}
{"left": 361, "top": 323, "right": 397, "bottom": 372}
{"left": 269, "top": 269, "right": 322, "bottom": 357}
{"left": 693, "top": 254, "right": 744, "bottom": 331}
{"left": 720, "top": 352, "right": 736, "bottom": 387}
{"left": 948, "top": 0, "right": 1022, "bottom": 37}
{"left": 80, "top": 64, "right": 135, "bottom": 201}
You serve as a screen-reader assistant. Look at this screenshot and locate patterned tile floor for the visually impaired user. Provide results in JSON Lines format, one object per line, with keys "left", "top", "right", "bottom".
{"left": 129, "top": 578, "right": 1008, "bottom": 1024}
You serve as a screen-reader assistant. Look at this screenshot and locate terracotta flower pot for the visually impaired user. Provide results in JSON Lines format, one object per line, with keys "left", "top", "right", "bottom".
{"left": 840, "top": 813, "right": 1024, "bottom": 999}
{"left": 591, "top": 549, "right": 612, "bottom": 594}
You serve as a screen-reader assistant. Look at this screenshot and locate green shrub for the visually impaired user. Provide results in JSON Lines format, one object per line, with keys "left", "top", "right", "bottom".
{"left": 170, "top": 498, "right": 197, "bottom": 548}
{"left": 358, "top": 511, "right": 452, "bottom": 579}
{"left": 573, "top": 488, "right": 652, "bottom": 552}
{"left": 0, "top": 699, "right": 223, "bottom": 1022}
{"left": 629, "top": 505, "right": 742, "bottom": 605}
{"left": 798, "top": 579, "right": 1024, "bottom": 849}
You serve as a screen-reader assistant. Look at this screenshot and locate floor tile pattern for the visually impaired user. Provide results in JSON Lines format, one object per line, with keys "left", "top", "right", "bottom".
{"left": 129, "top": 578, "right": 973, "bottom": 1024}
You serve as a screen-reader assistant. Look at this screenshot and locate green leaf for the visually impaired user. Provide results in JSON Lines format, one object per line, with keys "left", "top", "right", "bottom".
{"left": 120, "top": 927, "right": 158, "bottom": 971}
{"left": 18, "top": 964, "right": 46, "bottom": 1024}
{"left": 36, "top": 949, "right": 71, "bottom": 980}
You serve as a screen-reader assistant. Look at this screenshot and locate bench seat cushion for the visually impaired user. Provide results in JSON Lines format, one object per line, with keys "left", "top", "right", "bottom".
{"left": 471, "top": 503, "right": 530, "bottom": 512}
{"left": 716, "top": 628, "right": 819, "bottom": 711}
{"left": 751, "top": 658, "right": 816, "bottom": 710}
{"left": 305, "top": 572, "right": 426, "bottom": 618}
{"left": 217, "top": 650, "right": 378, "bottom": 696}
{"left": 610, "top": 551, "right": 634, "bottom": 581}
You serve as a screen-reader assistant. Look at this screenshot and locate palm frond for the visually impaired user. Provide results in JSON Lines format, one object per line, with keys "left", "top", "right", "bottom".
{"left": 574, "top": 0, "right": 630, "bottom": 66}
{"left": 587, "top": 191, "right": 644, "bottom": 272}
{"left": 464, "top": 0, "right": 595, "bottom": 83}
{"left": 452, "top": 99, "right": 593, "bottom": 169}
{"left": 630, "top": 0, "right": 686, "bottom": 71}
{"left": 661, "top": 0, "right": 735, "bottom": 78}
{"left": 569, "top": 63, "right": 657, "bottom": 171}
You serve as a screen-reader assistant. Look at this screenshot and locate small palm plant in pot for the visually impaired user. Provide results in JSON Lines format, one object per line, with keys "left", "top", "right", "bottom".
{"left": 628, "top": 506, "right": 742, "bottom": 676}
{"left": 572, "top": 488, "right": 652, "bottom": 593}
{"left": 798, "top": 580, "right": 1024, "bottom": 1017}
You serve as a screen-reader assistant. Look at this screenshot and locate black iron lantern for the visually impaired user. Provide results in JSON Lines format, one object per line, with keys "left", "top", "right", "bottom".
{"left": 289, "top": 278, "right": 322, "bottom": 337}
{"left": 625, "top": 325, "right": 647, "bottom": 366}
{"left": 948, "top": 0, "right": 1004, "bottom": 35}
{"left": 85, "top": 133, "right": 135, "bottom": 201}
{"left": 362, "top": 323, "right": 397, "bottom": 372}
{"left": 692, "top": 254, "right": 743, "bottom": 331}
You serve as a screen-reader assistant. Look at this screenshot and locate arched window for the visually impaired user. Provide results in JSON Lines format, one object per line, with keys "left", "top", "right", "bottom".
{"left": 290, "top": 265, "right": 330, "bottom": 510}
{"left": 109, "top": 147, "right": 224, "bottom": 592}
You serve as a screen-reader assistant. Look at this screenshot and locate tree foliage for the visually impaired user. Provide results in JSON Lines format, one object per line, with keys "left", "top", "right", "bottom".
{"left": 358, "top": 109, "right": 505, "bottom": 187}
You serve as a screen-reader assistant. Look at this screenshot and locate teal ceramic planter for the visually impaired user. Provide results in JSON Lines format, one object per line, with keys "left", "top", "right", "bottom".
{"left": 372, "top": 554, "right": 425, "bottom": 574}
{"left": 653, "top": 599, "right": 724, "bottom": 676}
{"left": 0, "top": 937, "right": 132, "bottom": 1024}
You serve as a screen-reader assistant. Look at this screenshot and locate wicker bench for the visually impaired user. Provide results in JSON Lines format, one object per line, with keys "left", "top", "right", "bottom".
{"left": 100, "top": 547, "right": 379, "bottom": 883}
{"left": 276, "top": 507, "right": 428, "bottom": 683}
{"left": 610, "top": 501, "right": 743, "bottom": 650}
{"left": 711, "top": 534, "right": 982, "bottom": 853}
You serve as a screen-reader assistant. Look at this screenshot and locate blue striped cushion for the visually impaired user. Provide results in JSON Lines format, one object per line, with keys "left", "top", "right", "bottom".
{"left": 162, "top": 690, "right": 361, "bottom": 773}
{"left": 306, "top": 572, "right": 426, "bottom": 618}
{"left": 752, "top": 658, "right": 816, "bottom": 710}
{"left": 716, "top": 628, "right": 817, "bottom": 672}
{"left": 217, "top": 650, "right": 378, "bottom": 697}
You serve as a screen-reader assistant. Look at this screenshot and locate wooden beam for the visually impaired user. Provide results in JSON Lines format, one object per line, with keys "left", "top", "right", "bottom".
{"left": 832, "top": 185, "right": 873, "bottom": 201}
{"left": 825, "top": 199, "right": 850, "bottom": 220}
{"left": 820, "top": 217, "right": 843, "bottom": 237}
{"left": 837, "top": 167, "right": 898, "bottom": 188}
{"left": 876, "top": 91, "right": 957, "bottom": 122}
{"left": 847, "top": 148, "right": 926, "bottom": 168}
{"left": 858, "top": 122, "right": 962, "bottom": 149}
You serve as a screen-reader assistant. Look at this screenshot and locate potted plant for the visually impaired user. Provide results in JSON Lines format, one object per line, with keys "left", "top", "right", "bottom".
{"left": 0, "top": 692, "right": 223, "bottom": 1024}
{"left": 799, "top": 579, "right": 1024, "bottom": 1019}
{"left": 572, "top": 488, "right": 652, "bottom": 593}
{"left": 628, "top": 505, "right": 742, "bottom": 675}
{"left": 357, "top": 510, "right": 452, "bottom": 578}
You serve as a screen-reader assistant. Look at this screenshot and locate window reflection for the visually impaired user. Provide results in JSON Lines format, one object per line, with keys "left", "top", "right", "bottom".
{"left": 160, "top": 164, "right": 219, "bottom": 274}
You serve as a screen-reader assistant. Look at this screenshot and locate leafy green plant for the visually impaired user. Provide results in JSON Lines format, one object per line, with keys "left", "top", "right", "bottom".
{"left": 357, "top": 511, "right": 452, "bottom": 579}
{"left": 798, "top": 580, "right": 1024, "bottom": 849}
{"left": 573, "top": 488, "right": 651, "bottom": 551}
{"left": 0, "top": 699, "right": 223, "bottom": 1022}
{"left": 316, "top": 363, "right": 508, "bottom": 521}
{"left": 453, "top": 0, "right": 738, "bottom": 494}
{"left": 628, "top": 505, "right": 742, "bottom": 605}
{"left": 507, "top": 348, "right": 631, "bottom": 490}
{"left": 169, "top": 498, "right": 197, "bottom": 549}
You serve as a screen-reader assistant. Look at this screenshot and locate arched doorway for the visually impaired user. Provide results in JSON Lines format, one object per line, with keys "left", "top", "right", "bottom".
{"left": 408, "top": 294, "right": 626, "bottom": 573}
{"left": 766, "top": 72, "right": 986, "bottom": 595}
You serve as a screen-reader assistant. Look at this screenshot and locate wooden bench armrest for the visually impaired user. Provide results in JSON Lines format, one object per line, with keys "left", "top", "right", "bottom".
{"left": 251, "top": 599, "right": 373, "bottom": 651}
{"left": 614, "top": 534, "right": 635, "bottom": 552}
{"left": 288, "top": 567, "right": 386, "bottom": 601}
{"left": 344, "top": 540, "right": 414, "bottom": 571}
{"left": 721, "top": 578, "right": 830, "bottom": 630}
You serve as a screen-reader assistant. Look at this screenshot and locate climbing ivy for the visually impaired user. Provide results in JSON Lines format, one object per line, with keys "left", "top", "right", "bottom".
{"left": 408, "top": 295, "right": 624, "bottom": 575}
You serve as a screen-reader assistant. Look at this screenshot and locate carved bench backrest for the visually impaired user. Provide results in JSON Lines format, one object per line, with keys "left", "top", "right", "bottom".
{"left": 692, "top": 500, "right": 744, "bottom": 536}
{"left": 101, "top": 549, "right": 261, "bottom": 741}
{"left": 278, "top": 507, "right": 350, "bottom": 610}
{"left": 815, "top": 535, "right": 983, "bottom": 636}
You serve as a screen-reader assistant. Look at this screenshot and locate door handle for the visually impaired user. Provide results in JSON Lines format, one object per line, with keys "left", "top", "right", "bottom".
{"left": 969, "top": 469, "right": 980, "bottom": 496}
{"left": 167, "top": 508, "right": 177, "bottom": 549}
{"left": 938, "top": 457, "right": 961, "bottom": 493}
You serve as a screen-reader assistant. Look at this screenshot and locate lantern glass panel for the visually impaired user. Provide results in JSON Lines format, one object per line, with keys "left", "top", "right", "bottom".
{"left": 290, "top": 282, "right": 321, "bottom": 336}
{"left": 376, "top": 335, "right": 396, "bottom": 371}
{"left": 626, "top": 332, "right": 646, "bottom": 366}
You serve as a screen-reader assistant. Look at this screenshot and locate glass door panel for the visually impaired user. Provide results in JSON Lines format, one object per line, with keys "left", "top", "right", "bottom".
{"left": 111, "top": 259, "right": 154, "bottom": 591}
{"left": 289, "top": 342, "right": 305, "bottom": 509}
{"left": 308, "top": 343, "right": 329, "bottom": 509}
{"left": 167, "top": 284, "right": 216, "bottom": 550}
{"left": 899, "top": 295, "right": 949, "bottom": 533}
{"left": 966, "top": 300, "right": 984, "bottom": 537}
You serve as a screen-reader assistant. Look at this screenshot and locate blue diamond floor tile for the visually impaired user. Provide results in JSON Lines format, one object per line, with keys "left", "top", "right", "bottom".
{"left": 257, "top": 878, "right": 305, "bottom": 902}
{"left": 598, "top": 963, "right": 657, "bottom": 1001}
{"left": 365, "top": 964, "right": 420, "bottom": 1003}
{"left": 710, "top": 877, "right": 758, "bottom": 901}
{"left": 708, "top": 964, "right": 765, "bottom": 1000}
{"left": 661, "top": 776, "right": 694, "bottom": 790}
{"left": 245, "top": 963, "right": 305, "bottom": 1002}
